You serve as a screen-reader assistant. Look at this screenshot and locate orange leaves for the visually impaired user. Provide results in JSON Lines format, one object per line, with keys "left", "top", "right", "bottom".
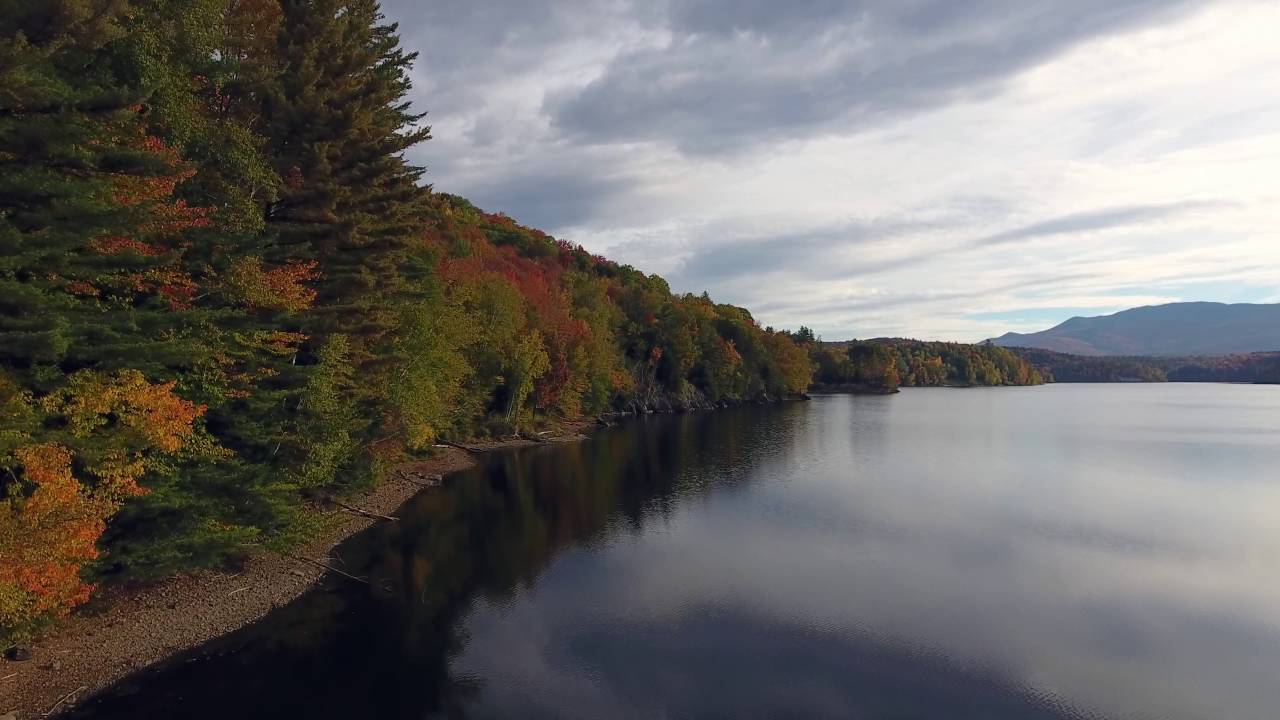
{"left": 225, "top": 257, "right": 321, "bottom": 313}
{"left": 252, "top": 330, "right": 309, "bottom": 355}
{"left": 718, "top": 338, "right": 742, "bottom": 366}
{"left": 0, "top": 371, "right": 213, "bottom": 628}
{"left": 42, "top": 370, "right": 207, "bottom": 456}
{"left": 13, "top": 444, "right": 79, "bottom": 505}
{"left": 1, "top": 444, "right": 112, "bottom": 628}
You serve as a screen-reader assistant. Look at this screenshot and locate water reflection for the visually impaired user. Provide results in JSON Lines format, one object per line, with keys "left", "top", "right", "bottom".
{"left": 71, "top": 385, "right": 1280, "bottom": 720}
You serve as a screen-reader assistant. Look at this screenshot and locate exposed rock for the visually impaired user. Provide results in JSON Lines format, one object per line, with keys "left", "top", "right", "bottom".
{"left": 4, "top": 646, "right": 32, "bottom": 661}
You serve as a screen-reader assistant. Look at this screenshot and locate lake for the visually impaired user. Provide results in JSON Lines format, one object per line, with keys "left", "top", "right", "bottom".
{"left": 69, "top": 384, "right": 1280, "bottom": 719}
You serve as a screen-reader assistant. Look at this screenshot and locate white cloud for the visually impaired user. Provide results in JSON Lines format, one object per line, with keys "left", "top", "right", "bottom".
{"left": 387, "top": 0, "right": 1280, "bottom": 341}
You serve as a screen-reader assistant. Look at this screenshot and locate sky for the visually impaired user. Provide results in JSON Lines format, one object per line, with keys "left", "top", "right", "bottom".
{"left": 379, "top": 0, "right": 1280, "bottom": 342}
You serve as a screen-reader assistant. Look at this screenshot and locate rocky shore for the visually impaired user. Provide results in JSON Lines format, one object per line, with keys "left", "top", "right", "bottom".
{"left": 1, "top": 397, "right": 797, "bottom": 718}
{"left": 0, "top": 429, "right": 593, "bottom": 719}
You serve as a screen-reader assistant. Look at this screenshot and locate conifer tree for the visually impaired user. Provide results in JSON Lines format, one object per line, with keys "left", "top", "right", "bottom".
{"left": 258, "top": 0, "right": 431, "bottom": 349}
{"left": 245, "top": 0, "right": 435, "bottom": 475}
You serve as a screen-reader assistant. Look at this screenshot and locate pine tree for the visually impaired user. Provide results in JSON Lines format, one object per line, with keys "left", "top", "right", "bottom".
{"left": 258, "top": 0, "right": 431, "bottom": 352}
{"left": 245, "top": 0, "right": 434, "bottom": 477}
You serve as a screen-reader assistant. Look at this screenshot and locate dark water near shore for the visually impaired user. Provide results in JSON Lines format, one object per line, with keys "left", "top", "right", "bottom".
{"left": 70, "top": 385, "right": 1280, "bottom": 719}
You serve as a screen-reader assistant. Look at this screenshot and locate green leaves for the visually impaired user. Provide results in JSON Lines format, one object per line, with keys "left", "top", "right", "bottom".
{"left": 0, "top": 0, "right": 816, "bottom": 641}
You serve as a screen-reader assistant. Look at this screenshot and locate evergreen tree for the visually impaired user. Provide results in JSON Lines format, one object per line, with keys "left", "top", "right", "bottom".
{"left": 248, "top": 0, "right": 435, "bottom": 474}
{"left": 259, "top": 0, "right": 431, "bottom": 353}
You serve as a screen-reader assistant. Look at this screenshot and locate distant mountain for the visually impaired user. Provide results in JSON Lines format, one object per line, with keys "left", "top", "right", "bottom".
{"left": 989, "top": 302, "right": 1280, "bottom": 356}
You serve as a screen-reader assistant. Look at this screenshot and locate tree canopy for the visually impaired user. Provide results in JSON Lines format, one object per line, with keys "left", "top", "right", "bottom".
{"left": 0, "top": 0, "right": 812, "bottom": 643}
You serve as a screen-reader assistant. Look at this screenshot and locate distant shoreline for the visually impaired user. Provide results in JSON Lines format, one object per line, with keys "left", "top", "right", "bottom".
{"left": 809, "top": 382, "right": 900, "bottom": 395}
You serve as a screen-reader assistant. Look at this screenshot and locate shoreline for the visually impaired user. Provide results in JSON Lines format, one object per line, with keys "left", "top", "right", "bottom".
{"left": 1, "top": 427, "right": 590, "bottom": 719}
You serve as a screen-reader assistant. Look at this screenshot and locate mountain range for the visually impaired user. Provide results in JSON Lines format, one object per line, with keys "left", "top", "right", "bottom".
{"left": 989, "top": 302, "right": 1280, "bottom": 356}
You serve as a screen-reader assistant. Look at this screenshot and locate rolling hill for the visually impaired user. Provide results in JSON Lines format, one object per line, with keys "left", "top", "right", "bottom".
{"left": 989, "top": 302, "right": 1280, "bottom": 356}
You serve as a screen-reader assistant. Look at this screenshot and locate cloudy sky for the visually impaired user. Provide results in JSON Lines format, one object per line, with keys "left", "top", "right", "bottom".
{"left": 381, "top": 0, "right": 1280, "bottom": 341}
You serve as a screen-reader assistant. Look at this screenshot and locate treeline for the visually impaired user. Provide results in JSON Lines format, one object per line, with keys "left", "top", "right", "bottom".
{"left": 0, "top": 0, "right": 810, "bottom": 642}
{"left": 1010, "top": 348, "right": 1280, "bottom": 384}
{"left": 807, "top": 336, "right": 1045, "bottom": 392}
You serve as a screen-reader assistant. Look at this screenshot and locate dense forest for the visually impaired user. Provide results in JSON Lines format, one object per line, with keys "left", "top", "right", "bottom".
{"left": 812, "top": 339, "right": 1280, "bottom": 391}
{"left": 808, "top": 337, "right": 1045, "bottom": 392}
{"left": 0, "top": 0, "right": 811, "bottom": 642}
{"left": 1010, "top": 348, "right": 1280, "bottom": 384}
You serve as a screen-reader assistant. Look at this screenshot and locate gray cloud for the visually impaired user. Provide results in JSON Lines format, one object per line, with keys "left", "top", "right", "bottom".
{"left": 374, "top": 0, "right": 1278, "bottom": 340}
{"left": 671, "top": 199, "right": 1212, "bottom": 297}
{"left": 672, "top": 216, "right": 939, "bottom": 286}
{"left": 453, "top": 158, "right": 642, "bottom": 230}
{"left": 547, "top": 0, "right": 1210, "bottom": 154}
{"left": 972, "top": 201, "right": 1218, "bottom": 247}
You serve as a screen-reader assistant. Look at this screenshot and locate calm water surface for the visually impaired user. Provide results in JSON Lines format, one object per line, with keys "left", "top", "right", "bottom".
{"left": 71, "top": 384, "right": 1280, "bottom": 719}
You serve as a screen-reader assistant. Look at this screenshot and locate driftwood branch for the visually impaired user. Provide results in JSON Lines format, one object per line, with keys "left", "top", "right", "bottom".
{"left": 327, "top": 498, "right": 398, "bottom": 522}
{"left": 283, "top": 554, "right": 369, "bottom": 585}
{"left": 397, "top": 474, "right": 442, "bottom": 488}
{"left": 44, "top": 685, "right": 87, "bottom": 716}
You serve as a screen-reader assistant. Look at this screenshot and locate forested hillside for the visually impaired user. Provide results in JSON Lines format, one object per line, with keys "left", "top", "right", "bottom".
{"left": 1011, "top": 348, "right": 1280, "bottom": 384}
{"left": 810, "top": 337, "right": 1045, "bottom": 392}
{"left": 0, "top": 0, "right": 811, "bottom": 642}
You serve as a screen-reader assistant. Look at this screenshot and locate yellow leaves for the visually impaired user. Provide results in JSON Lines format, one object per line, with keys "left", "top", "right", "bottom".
{"left": 94, "top": 450, "right": 148, "bottom": 497}
{"left": 43, "top": 370, "right": 206, "bottom": 454}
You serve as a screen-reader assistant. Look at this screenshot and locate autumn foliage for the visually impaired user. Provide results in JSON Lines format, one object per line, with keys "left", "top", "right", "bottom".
{"left": 0, "top": 372, "right": 209, "bottom": 636}
{"left": 0, "top": 445, "right": 108, "bottom": 630}
{"left": 0, "top": 0, "right": 813, "bottom": 643}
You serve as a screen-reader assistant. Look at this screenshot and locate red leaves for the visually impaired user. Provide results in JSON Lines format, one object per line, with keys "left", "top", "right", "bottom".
{"left": 64, "top": 280, "right": 100, "bottom": 297}
{"left": 107, "top": 136, "right": 212, "bottom": 238}
{"left": 284, "top": 165, "right": 303, "bottom": 190}
{"left": 90, "top": 236, "right": 164, "bottom": 256}
{"left": 125, "top": 268, "right": 199, "bottom": 310}
{"left": 225, "top": 257, "right": 321, "bottom": 312}
{"left": 79, "top": 133, "right": 214, "bottom": 312}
